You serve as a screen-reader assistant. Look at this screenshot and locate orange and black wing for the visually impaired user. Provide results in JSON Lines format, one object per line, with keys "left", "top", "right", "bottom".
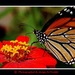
{"left": 41, "top": 7, "right": 75, "bottom": 36}
{"left": 44, "top": 27, "right": 75, "bottom": 65}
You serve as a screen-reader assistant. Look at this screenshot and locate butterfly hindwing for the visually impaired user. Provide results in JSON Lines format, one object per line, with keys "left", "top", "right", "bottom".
{"left": 44, "top": 27, "right": 75, "bottom": 65}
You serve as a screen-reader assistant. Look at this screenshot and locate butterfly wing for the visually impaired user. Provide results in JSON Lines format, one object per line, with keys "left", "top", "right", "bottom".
{"left": 44, "top": 27, "right": 75, "bottom": 65}
{"left": 40, "top": 6, "right": 75, "bottom": 65}
{"left": 41, "top": 7, "right": 75, "bottom": 36}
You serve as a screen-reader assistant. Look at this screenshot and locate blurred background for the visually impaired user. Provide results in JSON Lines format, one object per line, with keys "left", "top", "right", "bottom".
{"left": 0, "top": 6, "right": 74, "bottom": 68}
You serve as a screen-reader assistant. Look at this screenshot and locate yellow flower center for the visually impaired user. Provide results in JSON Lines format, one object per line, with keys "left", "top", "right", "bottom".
{"left": 1, "top": 40, "right": 30, "bottom": 62}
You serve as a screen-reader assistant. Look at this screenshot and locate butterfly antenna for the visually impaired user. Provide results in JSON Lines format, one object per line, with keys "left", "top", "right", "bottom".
{"left": 19, "top": 24, "right": 35, "bottom": 30}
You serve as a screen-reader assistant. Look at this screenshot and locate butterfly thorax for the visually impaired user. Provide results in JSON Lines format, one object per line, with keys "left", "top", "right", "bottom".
{"left": 33, "top": 30, "right": 48, "bottom": 44}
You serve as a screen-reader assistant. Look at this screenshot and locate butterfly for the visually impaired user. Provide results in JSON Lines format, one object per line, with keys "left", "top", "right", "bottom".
{"left": 33, "top": 6, "right": 75, "bottom": 65}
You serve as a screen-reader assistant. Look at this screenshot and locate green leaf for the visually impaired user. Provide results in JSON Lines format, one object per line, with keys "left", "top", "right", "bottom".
{"left": 0, "top": 63, "right": 3, "bottom": 67}
{"left": 72, "top": 64, "right": 75, "bottom": 67}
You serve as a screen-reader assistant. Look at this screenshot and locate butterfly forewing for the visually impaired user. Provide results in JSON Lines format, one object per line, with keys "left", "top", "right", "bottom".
{"left": 41, "top": 7, "right": 75, "bottom": 32}
{"left": 44, "top": 27, "right": 75, "bottom": 65}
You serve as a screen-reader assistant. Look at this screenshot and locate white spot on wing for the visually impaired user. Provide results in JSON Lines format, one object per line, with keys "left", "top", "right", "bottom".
{"left": 74, "top": 58, "right": 75, "bottom": 60}
{"left": 65, "top": 35, "right": 67, "bottom": 37}
{"left": 64, "top": 8, "right": 67, "bottom": 11}
{"left": 70, "top": 11, "right": 73, "bottom": 15}
{"left": 58, "top": 12, "right": 60, "bottom": 14}
{"left": 66, "top": 9, "right": 70, "bottom": 12}
{"left": 69, "top": 63, "right": 72, "bottom": 65}
{"left": 50, "top": 34, "right": 52, "bottom": 35}
{"left": 73, "top": 6, "right": 75, "bottom": 9}
{"left": 68, "top": 61, "right": 70, "bottom": 63}
{"left": 60, "top": 13, "right": 63, "bottom": 16}
{"left": 58, "top": 28, "right": 60, "bottom": 29}
{"left": 61, "top": 35, "right": 64, "bottom": 37}
{"left": 71, "top": 59, "right": 73, "bottom": 61}
{"left": 72, "top": 62, "right": 75, "bottom": 64}
{"left": 69, "top": 27, "right": 72, "bottom": 30}
{"left": 68, "top": 41, "right": 70, "bottom": 43}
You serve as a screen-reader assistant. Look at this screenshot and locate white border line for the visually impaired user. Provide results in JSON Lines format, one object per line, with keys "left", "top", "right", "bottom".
{"left": 0, "top": 5, "right": 74, "bottom": 7}
{"left": 0, "top": 5, "right": 75, "bottom": 70}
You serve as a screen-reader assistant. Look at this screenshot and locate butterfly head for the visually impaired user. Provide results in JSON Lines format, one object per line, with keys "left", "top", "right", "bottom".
{"left": 33, "top": 29, "right": 48, "bottom": 44}
{"left": 33, "top": 29, "right": 37, "bottom": 34}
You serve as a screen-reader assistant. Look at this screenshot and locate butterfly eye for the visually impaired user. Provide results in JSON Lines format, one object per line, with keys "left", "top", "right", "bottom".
{"left": 33, "top": 30, "right": 36, "bottom": 34}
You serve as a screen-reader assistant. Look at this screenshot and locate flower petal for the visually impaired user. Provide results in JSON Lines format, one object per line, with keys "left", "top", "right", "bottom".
{"left": 18, "top": 62, "right": 31, "bottom": 68}
{"left": 0, "top": 51, "right": 4, "bottom": 54}
{"left": 2, "top": 41, "right": 14, "bottom": 47}
{"left": 28, "top": 48, "right": 51, "bottom": 59}
{"left": 16, "top": 35, "right": 29, "bottom": 43}
{"left": 27, "top": 48, "right": 57, "bottom": 68}
{"left": 24, "top": 60, "right": 47, "bottom": 68}
{"left": 0, "top": 42, "right": 3, "bottom": 49}
{"left": 1, "top": 62, "right": 18, "bottom": 68}
{"left": 0, "top": 54, "right": 8, "bottom": 63}
{"left": 34, "top": 57, "right": 57, "bottom": 68}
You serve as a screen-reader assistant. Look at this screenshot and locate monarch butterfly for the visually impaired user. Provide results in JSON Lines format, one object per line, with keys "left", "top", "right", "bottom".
{"left": 33, "top": 6, "right": 75, "bottom": 65}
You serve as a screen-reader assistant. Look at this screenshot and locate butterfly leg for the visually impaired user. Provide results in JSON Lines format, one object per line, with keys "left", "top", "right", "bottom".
{"left": 30, "top": 41, "right": 39, "bottom": 50}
